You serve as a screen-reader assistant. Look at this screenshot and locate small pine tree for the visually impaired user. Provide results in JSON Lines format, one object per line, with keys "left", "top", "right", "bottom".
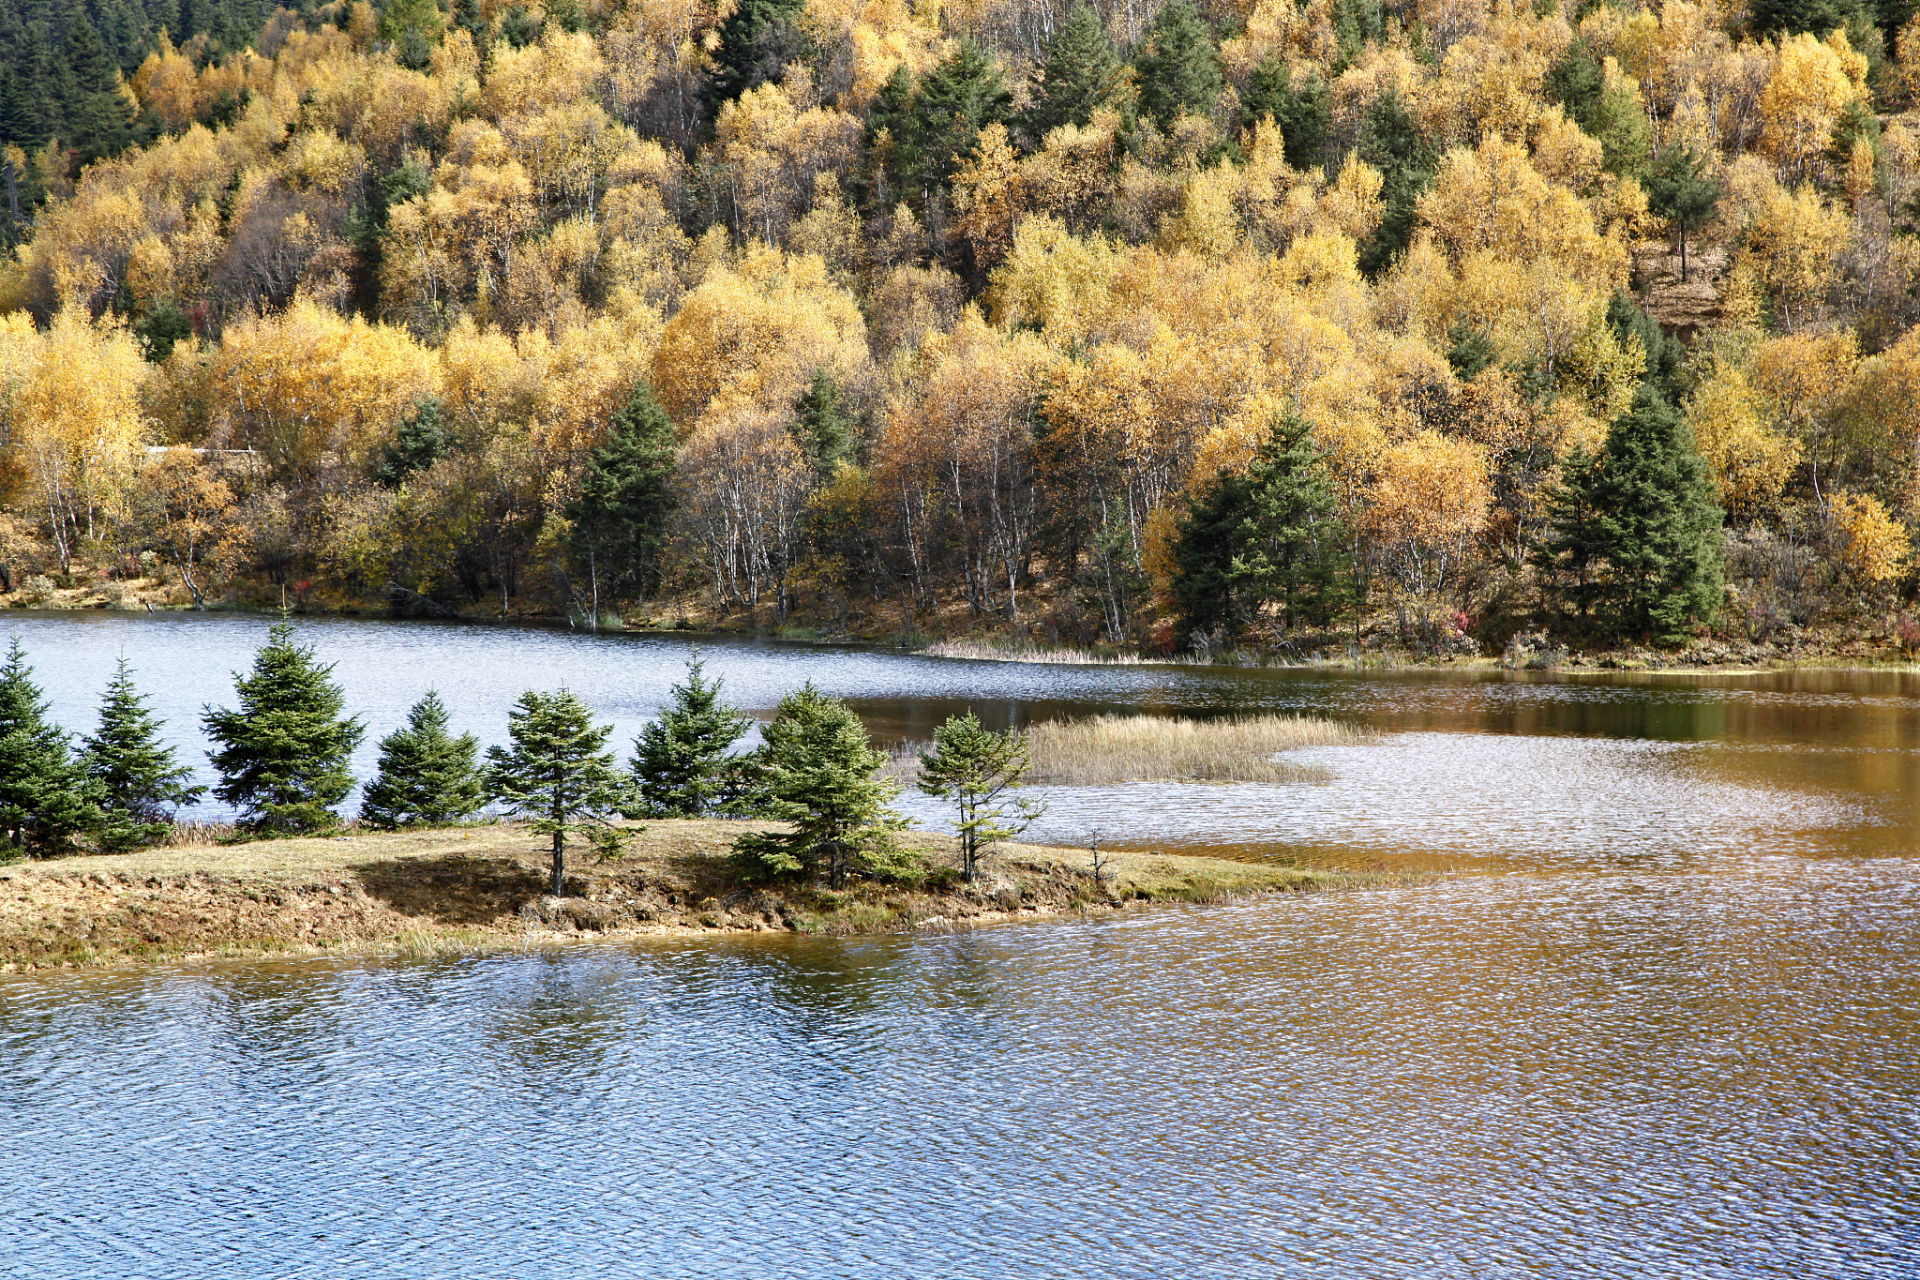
{"left": 81, "top": 657, "right": 204, "bottom": 852}
{"left": 706, "top": 0, "right": 811, "bottom": 110}
{"left": 203, "top": 623, "right": 364, "bottom": 835}
{"left": 484, "top": 689, "right": 633, "bottom": 897}
{"left": 1173, "top": 412, "right": 1350, "bottom": 642}
{"left": 916, "top": 713, "right": 1044, "bottom": 883}
{"left": 567, "top": 382, "right": 679, "bottom": 614}
{"left": 1132, "top": 0, "right": 1223, "bottom": 130}
{"left": 0, "top": 638, "right": 103, "bottom": 858}
{"left": 1018, "top": 6, "right": 1123, "bottom": 146}
{"left": 360, "top": 690, "right": 485, "bottom": 829}
{"left": 1535, "top": 390, "right": 1725, "bottom": 645}
{"left": 791, "top": 369, "right": 855, "bottom": 476}
{"left": 372, "top": 396, "right": 448, "bottom": 487}
{"left": 1645, "top": 144, "right": 1721, "bottom": 282}
{"left": 733, "top": 684, "right": 907, "bottom": 889}
{"left": 631, "top": 655, "right": 752, "bottom": 817}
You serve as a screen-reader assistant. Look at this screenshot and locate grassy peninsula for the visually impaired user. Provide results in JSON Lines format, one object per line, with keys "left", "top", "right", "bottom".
{"left": 0, "top": 820, "right": 1378, "bottom": 971}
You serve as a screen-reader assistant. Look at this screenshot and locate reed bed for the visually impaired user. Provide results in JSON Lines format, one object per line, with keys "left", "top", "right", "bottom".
{"left": 921, "top": 639, "right": 1172, "bottom": 666}
{"left": 1025, "top": 713, "right": 1366, "bottom": 785}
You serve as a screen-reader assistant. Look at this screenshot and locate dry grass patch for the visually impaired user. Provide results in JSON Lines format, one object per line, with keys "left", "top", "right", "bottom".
{"left": 1026, "top": 713, "right": 1365, "bottom": 785}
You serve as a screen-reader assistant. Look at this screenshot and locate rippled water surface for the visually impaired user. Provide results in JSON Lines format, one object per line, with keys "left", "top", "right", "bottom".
{"left": 4, "top": 612, "right": 1919, "bottom": 1276}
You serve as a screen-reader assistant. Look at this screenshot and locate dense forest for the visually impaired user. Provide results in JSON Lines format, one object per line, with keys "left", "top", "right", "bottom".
{"left": 2, "top": 0, "right": 1918, "bottom": 658}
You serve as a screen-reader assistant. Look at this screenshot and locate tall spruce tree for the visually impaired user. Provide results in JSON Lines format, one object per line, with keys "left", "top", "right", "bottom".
{"left": 791, "top": 369, "right": 855, "bottom": 476}
{"left": 732, "top": 683, "right": 907, "bottom": 889}
{"left": 631, "top": 655, "right": 753, "bottom": 817}
{"left": 81, "top": 657, "right": 204, "bottom": 852}
{"left": 203, "top": 623, "right": 364, "bottom": 835}
{"left": 0, "top": 638, "right": 103, "bottom": 858}
{"left": 1173, "top": 412, "right": 1350, "bottom": 642}
{"left": 60, "top": 16, "right": 137, "bottom": 168}
{"left": 1355, "top": 89, "right": 1436, "bottom": 276}
{"left": 911, "top": 41, "right": 1012, "bottom": 194}
{"left": 360, "top": 690, "right": 485, "bottom": 828}
{"left": 1132, "top": 0, "right": 1222, "bottom": 130}
{"left": 1241, "top": 56, "right": 1330, "bottom": 169}
{"left": 484, "top": 689, "right": 632, "bottom": 896}
{"left": 916, "top": 712, "right": 1043, "bottom": 884}
{"left": 706, "top": 0, "right": 811, "bottom": 111}
{"left": 372, "top": 396, "right": 448, "bottom": 487}
{"left": 1535, "top": 390, "right": 1725, "bottom": 645}
{"left": 1018, "top": 6, "right": 1123, "bottom": 146}
{"left": 567, "top": 382, "right": 678, "bottom": 615}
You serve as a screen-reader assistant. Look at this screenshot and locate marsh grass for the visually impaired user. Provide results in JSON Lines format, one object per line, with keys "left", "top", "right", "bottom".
{"left": 922, "top": 639, "right": 1175, "bottom": 666}
{"left": 1025, "top": 713, "right": 1365, "bottom": 785}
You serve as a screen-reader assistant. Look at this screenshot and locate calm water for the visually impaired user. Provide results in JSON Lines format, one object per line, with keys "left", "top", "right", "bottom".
{"left": 3, "top": 611, "right": 1918, "bottom": 1276}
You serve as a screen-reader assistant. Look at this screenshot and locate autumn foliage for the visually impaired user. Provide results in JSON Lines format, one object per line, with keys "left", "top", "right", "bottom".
{"left": 2, "top": 0, "right": 1919, "bottom": 653}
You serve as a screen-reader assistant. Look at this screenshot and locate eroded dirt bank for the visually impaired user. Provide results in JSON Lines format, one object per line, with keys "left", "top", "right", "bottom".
{"left": 0, "top": 820, "right": 1372, "bottom": 970}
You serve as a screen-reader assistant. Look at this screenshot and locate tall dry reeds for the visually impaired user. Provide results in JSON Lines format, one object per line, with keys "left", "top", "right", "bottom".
{"left": 1025, "top": 714, "right": 1364, "bottom": 785}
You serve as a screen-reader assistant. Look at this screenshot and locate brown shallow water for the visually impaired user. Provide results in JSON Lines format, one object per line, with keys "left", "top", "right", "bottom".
{"left": 2, "top": 613, "right": 1918, "bottom": 1275}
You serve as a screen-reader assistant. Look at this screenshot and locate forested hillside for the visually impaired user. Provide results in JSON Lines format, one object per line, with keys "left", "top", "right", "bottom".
{"left": 2, "top": 0, "right": 1919, "bottom": 657}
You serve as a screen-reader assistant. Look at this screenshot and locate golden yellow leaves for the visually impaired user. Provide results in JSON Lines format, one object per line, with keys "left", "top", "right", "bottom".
{"left": 1829, "top": 493, "right": 1909, "bottom": 585}
{"left": 1760, "top": 32, "right": 1867, "bottom": 186}
{"left": 1685, "top": 362, "right": 1800, "bottom": 520}
{"left": 1364, "top": 431, "right": 1492, "bottom": 599}
{"left": 651, "top": 245, "right": 867, "bottom": 428}
{"left": 1416, "top": 134, "right": 1626, "bottom": 293}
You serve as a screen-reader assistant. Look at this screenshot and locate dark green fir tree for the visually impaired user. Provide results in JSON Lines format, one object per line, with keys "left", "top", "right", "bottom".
{"left": 732, "top": 683, "right": 907, "bottom": 889}
{"left": 1173, "top": 412, "right": 1349, "bottom": 643}
{"left": 1646, "top": 143, "right": 1721, "bottom": 282}
{"left": 567, "top": 381, "right": 679, "bottom": 613}
{"left": 359, "top": 690, "right": 485, "bottom": 828}
{"left": 1354, "top": 88, "right": 1436, "bottom": 276}
{"left": 373, "top": 395, "right": 448, "bottom": 487}
{"left": 1535, "top": 390, "right": 1725, "bottom": 645}
{"left": 1132, "top": 0, "right": 1222, "bottom": 130}
{"left": 0, "top": 638, "right": 104, "bottom": 858}
{"left": 1017, "top": 6, "right": 1123, "bottom": 147}
{"left": 203, "top": 623, "right": 364, "bottom": 835}
{"left": 630, "top": 655, "right": 752, "bottom": 817}
{"left": 1241, "top": 55, "right": 1329, "bottom": 169}
{"left": 706, "top": 0, "right": 810, "bottom": 111}
{"left": 81, "top": 657, "right": 204, "bottom": 852}
{"left": 791, "top": 368, "right": 855, "bottom": 476}
{"left": 915, "top": 712, "right": 1042, "bottom": 883}
{"left": 485, "top": 689, "right": 633, "bottom": 896}
{"left": 61, "top": 16, "right": 138, "bottom": 169}
{"left": 911, "top": 41, "right": 1012, "bottom": 193}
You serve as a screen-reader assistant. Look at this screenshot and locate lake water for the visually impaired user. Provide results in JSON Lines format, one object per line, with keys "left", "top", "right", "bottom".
{"left": 2, "top": 611, "right": 1917, "bottom": 1277}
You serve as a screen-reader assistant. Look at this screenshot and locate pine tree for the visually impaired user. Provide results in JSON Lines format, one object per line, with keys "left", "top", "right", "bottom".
{"left": 1173, "top": 412, "right": 1350, "bottom": 642}
{"left": 566, "top": 382, "right": 679, "bottom": 613}
{"left": 706, "top": 0, "right": 811, "bottom": 111}
{"left": 631, "top": 655, "right": 752, "bottom": 817}
{"left": 1017, "top": 6, "right": 1123, "bottom": 146}
{"left": 372, "top": 396, "right": 448, "bottom": 487}
{"left": 791, "top": 369, "right": 855, "bottom": 476}
{"left": 203, "top": 623, "right": 364, "bottom": 835}
{"left": 911, "top": 41, "right": 1012, "bottom": 193}
{"left": 1241, "top": 55, "right": 1329, "bottom": 169}
{"left": 484, "top": 689, "right": 632, "bottom": 897}
{"left": 1535, "top": 390, "right": 1725, "bottom": 645}
{"left": 732, "top": 683, "right": 907, "bottom": 889}
{"left": 1132, "top": 0, "right": 1222, "bottom": 130}
{"left": 916, "top": 712, "right": 1043, "bottom": 883}
{"left": 360, "top": 690, "right": 485, "bottom": 829}
{"left": 1606, "top": 292, "right": 1687, "bottom": 406}
{"left": 1354, "top": 89, "right": 1436, "bottom": 276}
{"left": 61, "top": 16, "right": 136, "bottom": 168}
{"left": 0, "top": 638, "right": 103, "bottom": 858}
{"left": 1646, "top": 144, "right": 1721, "bottom": 282}
{"left": 81, "top": 657, "right": 204, "bottom": 852}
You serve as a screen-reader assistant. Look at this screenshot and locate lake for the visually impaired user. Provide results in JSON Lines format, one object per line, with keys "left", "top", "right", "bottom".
{"left": 2, "top": 611, "right": 1916, "bottom": 1277}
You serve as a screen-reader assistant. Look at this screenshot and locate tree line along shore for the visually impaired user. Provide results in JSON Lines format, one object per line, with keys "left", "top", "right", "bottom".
{"left": 0, "top": 622, "right": 1380, "bottom": 964}
{"left": 6, "top": 0, "right": 1920, "bottom": 666}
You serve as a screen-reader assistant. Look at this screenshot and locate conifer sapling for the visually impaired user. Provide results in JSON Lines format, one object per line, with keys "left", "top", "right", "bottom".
{"left": 360, "top": 690, "right": 485, "bottom": 829}
{"left": 81, "top": 656, "right": 204, "bottom": 852}
{"left": 631, "top": 655, "right": 753, "bottom": 817}
{"left": 485, "top": 689, "right": 634, "bottom": 896}
{"left": 916, "top": 712, "right": 1045, "bottom": 883}
{"left": 0, "top": 638, "right": 103, "bottom": 858}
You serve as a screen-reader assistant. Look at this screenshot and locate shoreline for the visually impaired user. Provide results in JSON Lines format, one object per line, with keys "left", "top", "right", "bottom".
{"left": 0, "top": 820, "right": 1399, "bottom": 973}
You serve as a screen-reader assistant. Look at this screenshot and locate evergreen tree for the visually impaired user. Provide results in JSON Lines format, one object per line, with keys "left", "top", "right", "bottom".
{"left": 484, "top": 688, "right": 633, "bottom": 897}
{"left": 1241, "top": 55, "right": 1329, "bottom": 169}
{"left": 911, "top": 41, "right": 1012, "bottom": 193}
{"left": 81, "top": 657, "right": 204, "bottom": 852}
{"left": 61, "top": 15, "right": 136, "bottom": 167}
{"left": 1017, "top": 6, "right": 1123, "bottom": 146}
{"left": 1132, "top": 0, "right": 1222, "bottom": 130}
{"left": 1354, "top": 89, "right": 1436, "bottom": 276}
{"left": 1747, "top": 0, "right": 1871, "bottom": 35}
{"left": 1646, "top": 143, "right": 1721, "bottom": 282}
{"left": 1606, "top": 292, "right": 1688, "bottom": 407}
{"left": 373, "top": 395, "right": 448, "bottom": 487}
{"left": 566, "top": 382, "right": 678, "bottom": 610}
{"left": 791, "top": 368, "right": 855, "bottom": 476}
{"left": 915, "top": 712, "right": 1043, "bottom": 883}
{"left": 1545, "top": 41, "right": 1604, "bottom": 132}
{"left": 359, "top": 690, "right": 485, "bottom": 829}
{"left": 706, "top": 0, "right": 810, "bottom": 111}
{"left": 732, "top": 683, "right": 907, "bottom": 889}
{"left": 1535, "top": 390, "right": 1725, "bottom": 645}
{"left": 860, "top": 64, "right": 921, "bottom": 210}
{"left": 1173, "top": 412, "right": 1350, "bottom": 642}
{"left": 0, "top": 638, "right": 103, "bottom": 858}
{"left": 630, "top": 654, "right": 752, "bottom": 817}
{"left": 378, "top": 0, "right": 443, "bottom": 71}
{"left": 203, "top": 623, "right": 364, "bottom": 835}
